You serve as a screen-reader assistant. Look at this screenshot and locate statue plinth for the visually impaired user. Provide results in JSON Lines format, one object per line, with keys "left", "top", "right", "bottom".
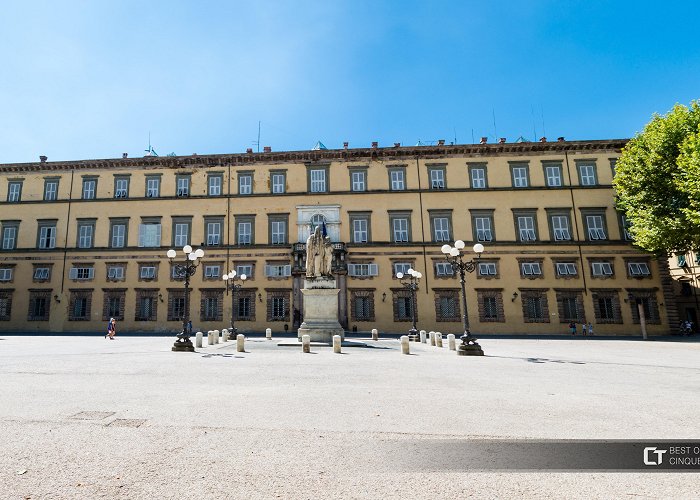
{"left": 298, "top": 277, "right": 344, "bottom": 345}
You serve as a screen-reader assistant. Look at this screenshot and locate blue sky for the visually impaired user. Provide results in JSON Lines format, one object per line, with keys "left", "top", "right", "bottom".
{"left": 1, "top": 1, "right": 698, "bottom": 163}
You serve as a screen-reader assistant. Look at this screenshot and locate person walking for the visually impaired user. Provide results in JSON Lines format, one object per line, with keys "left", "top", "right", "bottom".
{"left": 588, "top": 322, "right": 594, "bottom": 336}
{"left": 569, "top": 321, "right": 576, "bottom": 335}
{"left": 107, "top": 318, "right": 116, "bottom": 340}
{"left": 582, "top": 322, "right": 588, "bottom": 336}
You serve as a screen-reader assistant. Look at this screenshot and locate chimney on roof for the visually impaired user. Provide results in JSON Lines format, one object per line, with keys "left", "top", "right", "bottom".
{"left": 557, "top": 136, "right": 565, "bottom": 142}
{"left": 122, "top": 153, "right": 128, "bottom": 158}
{"left": 479, "top": 137, "right": 488, "bottom": 144}
{"left": 539, "top": 137, "right": 547, "bottom": 143}
{"left": 498, "top": 137, "right": 506, "bottom": 144}
{"left": 371, "top": 141, "right": 378, "bottom": 149}
{"left": 394, "top": 142, "right": 400, "bottom": 148}
{"left": 343, "top": 142, "right": 349, "bottom": 149}
{"left": 437, "top": 139, "right": 445, "bottom": 146}
{"left": 263, "top": 146, "right": 271, "bottom": 153}
{"left": 246, "top": 148, "right": 253, "bottom": 154}
{"left": 40, "top": 155, "right": 47, "bottom": 163}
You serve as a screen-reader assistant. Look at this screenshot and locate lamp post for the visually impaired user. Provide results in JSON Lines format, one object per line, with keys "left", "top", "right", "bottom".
{"left": 223, "top": 269, "right": 246, "bottom": 340}
{"left": 441, "top": 240, "right": 485, "bottom": 356}
{"left": 396, "top": 268, "right": 422, "bottom": 341}
{"left": 167, "top": 245, "right": 204, "bottom": 352}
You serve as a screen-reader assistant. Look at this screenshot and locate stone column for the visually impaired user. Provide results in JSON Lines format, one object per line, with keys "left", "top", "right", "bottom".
{"left": 400, "top": 336, "right": 410, "bottom": 354}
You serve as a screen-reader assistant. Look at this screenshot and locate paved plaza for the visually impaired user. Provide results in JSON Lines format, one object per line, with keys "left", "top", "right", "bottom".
{"left": 0, "top": 334, "right": 699, "bottom": 499}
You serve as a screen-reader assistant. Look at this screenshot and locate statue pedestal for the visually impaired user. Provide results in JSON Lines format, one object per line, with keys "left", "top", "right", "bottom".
{"left": 298, "top": 277, "right": 344, "bottom": 345}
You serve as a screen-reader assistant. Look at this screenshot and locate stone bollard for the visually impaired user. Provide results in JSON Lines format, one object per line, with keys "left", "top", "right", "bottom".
{"left": 221, "top": 329, "right": 228, "bottom": 342}
{"left": 420, "top": 330, "right": 427, "bottom": 343}
{"left": 333, "top": 335, "right": 342, "bottom": 354}
{"left": 302, "top": 334, "right": 311, "bottom": 353}
{"left": 214, "top": 330, "right": 220, "bottom": 344}
{"left": 429, "top": 331, "right": 436, "bottom": 346}
{"left": 207, "top": 331, "right": 214, "bottom": 345}
{"left": 400, "top": 335, "right": 410, "bottom": 355}
{"left": 371, "top": 328, "right": 378, "bottom": 341}
{"left": 447, "top": 333, "right": 456, "bottom": 351}
{"left": 266, "top": 328, "right": 272, "bottom": 340}
{"left": 236, "top": 334, "right": 245, "bottom": 352}
{"left": 436, "top": 332, "right": 443, "bottom": 348}
{"left": 195, "top": 331, "right": 203, "bottom": 348}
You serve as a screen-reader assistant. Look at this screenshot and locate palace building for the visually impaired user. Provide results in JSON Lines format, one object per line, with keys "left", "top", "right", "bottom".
{"left": 0, "top": 138, "right": 680, "bottom": 336}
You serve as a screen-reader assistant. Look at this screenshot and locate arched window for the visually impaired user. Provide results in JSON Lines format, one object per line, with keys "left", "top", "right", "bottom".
{"left": 310, "top": 214, "right": 326, "bottom": 228}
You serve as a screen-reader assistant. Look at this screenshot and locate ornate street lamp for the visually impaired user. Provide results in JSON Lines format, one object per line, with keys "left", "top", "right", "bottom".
{"left": 167, "top": 245, "right": 205, "bottom": 352}
{"left": 223, "top": 269, "right": 246, "bottom": 340}
{"left": 396, "top": 268, "right": 422, "bottom": 341}
{"left": 441, "top": 240, "right": 485, "bottom": 356}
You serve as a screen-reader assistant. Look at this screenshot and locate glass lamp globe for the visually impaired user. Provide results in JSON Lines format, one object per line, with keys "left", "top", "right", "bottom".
{"left": 188, "top": 253, "right": 197, "bottom": 261}
{"left": 454, "top": 240, "right": 465, "bottom": 249}
{"left": 166, "top": 249, "right": 176, "bottom": 259}
{"left": 195, "top": 248, "right": 204, "bottom": 258}
{"left": 450, "top": 247, "right": 460, "bottom": 257}
{"left": 441, "top": 244, "right": 451, "bottom": 254}
{"left": 473, "top": 243, "right": 485, "bottom": 254}
{"left": 396, "top": 272, "right": 404, "bottom": 279}
{"left": 183, "top": 245, "right": 193, "bottom": 254}
{"left": 240, "top": 274, "right": 247, "bottom": 280}
{"left": 222, "top": 274, "right": 229, "bottom": 281}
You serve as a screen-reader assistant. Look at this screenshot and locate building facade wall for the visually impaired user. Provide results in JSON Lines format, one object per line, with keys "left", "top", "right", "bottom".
{"left": 0, "top": 140, "right": 673, "bottom": 335}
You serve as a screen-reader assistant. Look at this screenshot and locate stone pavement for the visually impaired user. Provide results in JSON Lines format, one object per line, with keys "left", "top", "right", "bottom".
{"left": 0, "top": 335, "right": 698, "bottom": 499}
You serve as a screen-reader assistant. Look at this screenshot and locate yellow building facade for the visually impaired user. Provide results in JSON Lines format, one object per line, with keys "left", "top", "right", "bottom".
{"left": 0, "top": 139, "right": 677, "bottom": 336}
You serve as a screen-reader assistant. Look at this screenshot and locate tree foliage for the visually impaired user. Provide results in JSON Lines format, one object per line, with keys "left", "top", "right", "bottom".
{"left": 613, "top": 101, "right": 700, "bottom": 254}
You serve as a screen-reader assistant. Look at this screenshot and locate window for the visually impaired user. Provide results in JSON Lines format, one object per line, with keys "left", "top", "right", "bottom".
{"left": 236, "top": 264, "right": 254, "bottom": 279}
{"left": 135, "top": 289, "right": 158, "bottom": 321}
{"left": 520, "top": 262, "right": 542, "bottom": 277}
{"left": 350, "top": 290, "right": 375, "bottom": 322}
{"left": 172, "top": 218, "right": 191, "bottom": 247}
{"left": 591, "top": 261, "right": 614, "bottom": 277}
{"left": 268, "top": 215, "right": 288, "bottom": 245}
{"left": 592, "top": 290, "right": 621, "bottom": 324}
{"left": 140, "top": 265, "right": 156, "bottom": 280}
{"left": 620, "top": 214, "right": 632, "bottom": 241}
{"left": 271, "top": 172, "right": 286, "bottom": 194}
{"left": 555, "top": 262, "right": 577, "bottom": 277}
{"left": 28, "top": 290, "right": 51, "bottom": 321}
{"left": 110, "top": 220, "right": 128, "bottom": 248}
{"left": 77, "top": 220, "right": 95, "bottom": 249}
{"left": 107, "top": 265, "right": 125, "bottom": 281}
{"left": 352, "top": 218, "right": 369, "bottom": 243}
{"left": 434, "top": 289, "right": 460, "bottom": 322}
{"left": 556, "top": 291, "right": 584, "bottom": 322}
{"left": 44, "top": 179, "right": 59, "bottom": 201}
{"left": 0, "top": 290, "right": 11, "bottom": 320}
{"left": 628, "top": 262, "right": 651, "bottom": 277}
{"left": 201, "top": 290, "right": 223, "bottom": 322}
{"left": 392, "top": 289, "right": 414, "bottom": 322}
{"left": 388, "top": 168, "right": 406, "bottom": 191}
{"left": 0, "top": 268, "right": 13, "bottom": 281}
{"left": 428, "top": 166, "right": 446, "bottom": 189}
{"left": 208, "top": 174, "right": 223, "bottom": 196}
{"left": 393, "top": 262, "right": 412, "bottom": 277}
{"left": 577, "top": 162, "right": 598, "bottom": 186}
{"left": 82, "top": 178, "right": 97, "bottom": 200}
{"left": 145, "top": 176, "right": 160, "bottom": 198}
{"left": 102, "top": 290, "right": 125, "bottom": 321}
{"left": 7, "top": 181, "right": 22, "bottom": 202}
{"left": 37, "top": 221, "right": 57, "bottom": 249}
{"left": 235, "top": 290, "right": 256, "bottom": 321}
{"left": 472, "top": 214, "right": 494, "bottom": 242}
{"left": 520, "top": 290, "right": 550, "bottom": 323}
{"left": 309, "top": 168, "right": 327, "bottom": 193}
{"left": 550, "top": 214, "right": 572, "bottom": 241}
{"left": 267, "top": 290, "right": 290, "bottom": 322}
{"left": 435, "top": 262, "right": 454, "bottom": 277}
{"left": 585, "top": 214, "right": 607, "bottom": 240}
{"left": 429, "top": 211, "right": 452, "bottom": 243}
{"left": 1, "top": 222, "right": 18, "bottom": 250}
{"left": 629, "top": 290, "right": 661, "bottom": 324}
{"left": 236, "top": 216, "right": 254, "bottom": 245}
{"left": 114, "top": 176, "right": 129, "bottom": 198}
{"left": 69, "top": 290, "right": 92, "bottom": 321}
{"left": 348, "top": 263, "right": 379, "bottom": 277}
{"left": 468, "top": 164, "right": 487, "bottom": 189}
{"left": 33, "top": 266, "right": 50, "bottom": 281}
{"left": 205, "top": 218, "right": 223, "bottom": 246}
{"left": 176, "top": 175, "right": 190, "bottom": 197}
{"left": 350, "top": 170, "right": 366, "bottom": 192}
{"left": 239, "top": 173, "right": 253, "bottom": 195}
{"left": 265, "top": 263, "right": 291, "bottom": 277}
{"left": 69, "top": 266, "right": 95, "bottom": 280}
{"left": 138, "top": 219, "right": 162, "bottom": 248}
{"left": 477, "top": 290, "right": 504, "bottom": 322}
{"left": 477, "top": 262, "right": 497, "bottom": 277}
{"left": 204, "top": 265, "right": 221, "bottom": 279}
{"left": 168, "top": 290, "right": 186, "bottom": 321}
{"left": 516, "top": 215, "right": 537, "bottom": 242}
{"left": 543, "top": 163, "right": 563, "bottom": 187}
{"left": 510, "top": 163, "right": 529, "bottom": 188}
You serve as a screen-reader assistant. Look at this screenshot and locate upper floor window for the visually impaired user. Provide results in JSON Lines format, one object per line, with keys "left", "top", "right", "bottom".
{"left": 204, "top": 265, "right": 221, "bottom": 279}
{"left": 269, "top": 216, "right": 288, "bottom": 245}
{"left": 350, "top": 170, "right": 366, "bottom": 192}
{"left": 1, "top": 222, "right": 18, "bottom": 250}
{"left": 33, "top": 266, "right": 51, "bottom": 281}
{"left": 516, "top": 215, "right": 537, "bottom": 242}
{"left": 82, "top": 178, "right": 97, "bottom": 200}
{"left": 145, "top": 176, "right": 160, "bottom": 198}
{"left": 239, "top": 173, "right": 253, "bottom": 195}
{"left": 138, "top": 219, "right": 161, "bottom": 248}
{"left": 37, "top": 221, "right": 57, "bottom": 249}
{"left": 620, "top": 214, "right": 633, "bottom": 241}
{"left": 309, "top": 168, "right": 327, "bottom": 193}
{"left": 393, "top": 262, "right": 412, "bottom": 276}
{"left": 271, "top": 172, "right": 286, "bottom": 194}
{"left": 107, "top": 264, "right": 125, "bottom": 281}
{"left": 114, "top": 176, "right": 129, "bottom": 198}
{"left": 577, "top": 162, "right": 598, "bottom": 186}
{"left": 428, "top": 166, "right": 446, "bottom": 189}
{"left": 206, "top": 174, "right": 222, "bottom": 196}
{"left": 391, "top": 217, "right": 410, "bottom": 243}
{"left": 110, "top": 220, "right": 127, "bottom": 248}
{"left": 0, "top": 267, "right": 13, "bottom": 282}
{"left": 543, "top": 163, "right": 562, "bottom": 187}
{"left": 205, "top": 219, "right": 223, "bottom": 246}
{"left": 236, "top": 264, "right": 254, "bottom": 279}
{"left": 478, "top": 262, "right": 497, "bottom": 277}
{"left": 265, "top": 263, "right": 292, "bottom": 278}
{"left": 173, "top": 221, "right": 190, "bottom": 247}
{"left": 7, "top": 181, "right": 22, "bottom": 202}
{"left": 176, "top": 176, "right": 190, "bottom": 197}
{"left": 351, "top": 216, "right": 369, "bottom": 243}
{"left": 44, "top": 179, "right": 59, "bottom": 201}
{"left": 69, "top": 265, "right": 95, "bottom": 280}
{"left": 549, "top": 213, "right": 572, "bottom": 241}
{"left": 591, "top": 261, "right": 614, "bottom": 277}
{"left": 435, "top": 261, "right": 454, "bottom": 277}
{"left": 431, "top": 215, "right": 451, "bottom": 243}
{"left": 510, "top": 163, "right": 529, "bottom": 188}
{"left": 77, "top": 220, "right": 95, "bottom": 249}
{"left": 348, "top": 262, "right": 379, "bottom": 277}
{"left": 628, "top": 262, "right": 651, "bottom": 277}
{"left": 556, "top": 262, "right": 578, "bottom": 277}
{"left": 585, "top": 214, "right": 607, "bottom": 240}
{"left": 389, "top": 168, "right": 406, "bottom": 191}
{"left": 471, "top": 210, "right": 494, "bottom": 242}
{"left": 520, "top": 262, "right": 542, "bottom": 277}
{"left": 469, "top": 164, "right": 487, "bottom": 189}
{"left": 236, "top": 216, "right": 254, "bottom": 245}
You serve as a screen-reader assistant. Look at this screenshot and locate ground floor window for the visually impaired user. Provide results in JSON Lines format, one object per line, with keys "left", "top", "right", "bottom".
{"left": 555, "top": 290, "right": 585, "bottom": 323}
{"left": 392, "top": 289, "right": 415, "bottom": 322}
{"left": 434, "top": 289, "right": 460, "bottom": 322}
{"left": 234, "top": 290, "right": 256, "bottom": 321}
{"left": 28, "top": 290, "right": 51, "bottom": 321}
{"left": 102, "top": 289, "right": 126, "bottom": 321}
{"left": 69, "top": 289, "right": 93, "bottom": 321}
{"left": 200, "top": 289, "right": 223, "bottom": 322}
{"left": 350, "top": 289, "right": 375, "bottom": 322}
{"left": 135, "top": 289, "right": 158, "bottom": 321}
{"left": 520, "top": 289, "right": 550, "bottom": 323}
{"left": 267, "top": 289, "right": 290, "bottom": 322}
{"left": 628, "top": 289, "right": 661, "bottom": 324}
{"left": 476, "top": 289, "right": 505, "bottom": 322}
{"left": 0, "top": 290, "right": 12, "bottom": 320}
{"left": 591, "top": 289, "right": 622, "bottom": 324}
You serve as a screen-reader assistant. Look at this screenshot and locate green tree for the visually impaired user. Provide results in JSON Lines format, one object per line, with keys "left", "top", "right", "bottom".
{"left": 613, "top": 101, "right": 700, "bottom": 254}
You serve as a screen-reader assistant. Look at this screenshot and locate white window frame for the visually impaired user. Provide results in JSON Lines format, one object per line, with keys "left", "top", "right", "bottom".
{"left": 82, "top": 179, "right": 96, "bottom": 200}
{"left": 474, "top": 217, "right": 493, "bottom": 242}
{"left": 239, "top": 175, "right": 252, "bottom": 195}
{"left": 146, "top": 178, "right": 160, "bottom": 198}
{"left": 517, "top": 216, "right": 536, "bottom": 241}
{"left": 138, "top": 223, "right": 161, "bottom": 248}
{"left": 111, "top": 224, "right": 126, "bottom": 248}
{"left": 238, "top": 222, "right": 252, "bottom": 245}
{"left": 204, "top": 265, "right": 221, "bottom": 278}
{"left": 208, "top": 176, "right": 222, "bottom": 196}
{"left": 174, "top": 223, "right": 189, "bottom": 247}
{"left": 348, "top": 263, "right": 379, "bottom": 277}
{"left": 351, "top": 171, "right": 366, "bottom": 192}
{"left": 114, "top": 178, "right": 128, "bottom": 198}
{"left": 392, "top": 218, "right": 409, "bottom": 242}
{"left": 552, "top": 216, "right": 571, "bottom": 241}
{"left": 107, "top": 266, "right": 125, "bottom": 280}
{"left": 393, "top": 262, "right": 412, "bottom": 276}
{"left": 556, "top": 262, "right": 577, "bottom": 276}
{"left": 44, "top": 180, "right": 58, "bottom": 200}
{"left": 140, "top": 266, "right": 156, "bottom": 279}
{"left": 471, "top": 168, "right": 486, "bottom": 189}
{"left": 579, "top": 165, "right": 596, "bottom": 186}
{"left": 390, "top": 170, "right": 405, "bottom": 190}
{"left": 272, "top": 173, "right": 285, "bottom": 194}
{"left": 430, "top": 169, "right": 445, "bottom": 189}
{"left": 264, "top": 264, "right": 292, "bottom": 277}
{"left": 39, "top": 225, "right": 56, "bottom": 249}
{"left": 628, "top": 262, "right": 650, "bottom": 276}
{"left": 521, "top": 262, "right": 542, "bottom": 276}
{"left": 545, "top": 165, "right": 562, "bottom": 187}
{"left": 236, "top": 264, "right": 253, "bottom": 277}
{"left": 176, "top": 177, "right": 189, "bottom": 197}
{"left": 78, "top": 224, "right": 93, "bottom": 249}
{"left": 2, "top": 226, "right": 17, "bottom": 250}
{"left": 592, "top": 262, "right": 613, "bottom": 276}
{"left": 433, "top": 217, "right": 450, "bottom": 242}
{"left": 206, "top": 222, "right": 221, "bottom": 246}
{"left": 271, "top": 220, "right": 286, "bottom": 245}
{"left": 435, "top": 262, "right": 454, "bottom": 276}
{"left": 8, "top": 182, "right": 21, "bottom": 202}
{"left": 353, "top": 219, "right": 368, "bottom": 243}
{"left": 70, "top": 267, "right": 95, "bottom": 280}
{"left": 310, "top": 169, "right": 326, "bottom": 193}
{"left": 512, "top": 167, "right": 528, "bottom": 187}
{"left": 586, "top": 215, "right": 607, "bottom": 240}
{"left": 34, "top": 267, "right": 50, "bottom": 280}
{"left": 478, "top": 262, "right": 497, "bottom": 276}
{"left": 0, "top": 268, "right": 12, "bottom": 281}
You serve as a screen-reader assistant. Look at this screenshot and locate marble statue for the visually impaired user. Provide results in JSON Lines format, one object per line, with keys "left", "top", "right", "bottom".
{"left": 306, "top": 226, "right": 333, "bottom": 278}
